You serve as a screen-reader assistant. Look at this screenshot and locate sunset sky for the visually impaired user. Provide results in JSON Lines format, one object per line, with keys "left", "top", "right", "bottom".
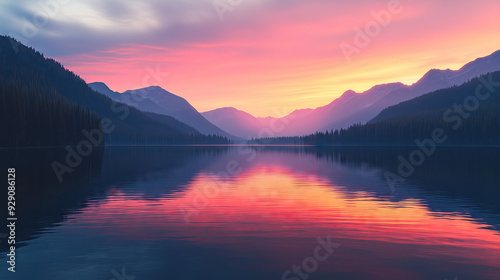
{"left": 2, "top": 0, "right": 500, "bottom": 117}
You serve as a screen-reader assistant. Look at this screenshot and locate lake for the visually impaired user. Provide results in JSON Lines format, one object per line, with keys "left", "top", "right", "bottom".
{"left": 1, "top": 146, "right": 500, "bottom": 280}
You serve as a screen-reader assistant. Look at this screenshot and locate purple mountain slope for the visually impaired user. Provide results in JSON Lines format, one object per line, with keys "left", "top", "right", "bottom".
{"left": 202, "top": 107, "right": 266, "bottom": 139}
{"left": 321, "top": 49, "right": 500, "bottom": 131}
{"left": 89, "top": 83, "right": 235, "bottom": 138}
{"left": 205, "top": 49, "right": 500, "bottom": 138}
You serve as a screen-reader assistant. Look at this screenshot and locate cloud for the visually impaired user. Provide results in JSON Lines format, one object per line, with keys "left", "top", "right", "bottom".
{"left": 2, "top": 0, "right": 500, "bottom": 116}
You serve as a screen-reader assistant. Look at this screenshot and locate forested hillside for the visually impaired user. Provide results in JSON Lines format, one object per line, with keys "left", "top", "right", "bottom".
{"left": 0, "top": 36, "right": 230, "bottom": 146}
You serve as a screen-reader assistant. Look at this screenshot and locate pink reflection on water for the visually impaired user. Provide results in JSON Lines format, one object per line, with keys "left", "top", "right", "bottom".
{"left": 72, "top": 164, "right": 500, "bottom": 278}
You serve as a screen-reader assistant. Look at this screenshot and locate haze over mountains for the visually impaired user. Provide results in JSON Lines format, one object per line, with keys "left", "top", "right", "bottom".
{"left": 202, "top": 50, "right": 500, "bottom": 139}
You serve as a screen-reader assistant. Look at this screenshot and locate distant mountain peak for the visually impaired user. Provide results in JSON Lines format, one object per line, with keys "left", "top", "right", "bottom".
{"left": 88, "top": 82, "right": 120, "bottom": 100}
{"left": 423, "top": 68, "right": 454, "bottom": 77}
{"left": 371, "top": 82, "right": 396, "bottom": 88}
{"left": 89, "top": 81, "right": 112, "bottom": 91}
{"left": 143, "top": 85, "right": 164, "bottom": 91}
{"left": 338, "top": 83, "right": 407, "bottom": 100}
{"left": 212, "top": 107, "right": 241, "bottom": 113}
{"left": 343, "top": 89, "right": 358, "bottom": 96}
{"left": 365, "top": 82, "right": 408, "bottom": 93}
{"left": 414, "top": 68, "right": 456, "bottom": 87}
{"left": 125, "top": 85, "right": 169, "bottom": 94}
{"left": 89, "top": 81, "right": 108, "bottom": 87}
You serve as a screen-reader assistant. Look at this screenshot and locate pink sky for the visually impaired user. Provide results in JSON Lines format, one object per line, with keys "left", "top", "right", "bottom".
{"left": 8, "top": 0, "right": 498, "bottom": 117}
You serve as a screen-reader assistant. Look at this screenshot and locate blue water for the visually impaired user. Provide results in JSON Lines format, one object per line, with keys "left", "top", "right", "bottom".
{"left": 1, "top": 146, "right": 499, "bottom": 280}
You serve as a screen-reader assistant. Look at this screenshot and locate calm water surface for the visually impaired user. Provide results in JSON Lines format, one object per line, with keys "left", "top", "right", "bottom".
{"left": 1, "top": 146, "right": 500, "bottom": 280}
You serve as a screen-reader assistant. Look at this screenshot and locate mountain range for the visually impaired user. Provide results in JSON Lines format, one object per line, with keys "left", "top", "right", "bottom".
{"left": 202, "top": 50, "right": 500, "bottom": 138}
{"left": 88, "top": 50, "right": 500, "bottom": 140}
{"left": 89, "top": 82, "right": 235, "bottom": 139}
{"left": 5, "top": 32, "right": 499, "bottom": 146}
{"left": 295, "top": 70, "right": 500, "bottom": 146}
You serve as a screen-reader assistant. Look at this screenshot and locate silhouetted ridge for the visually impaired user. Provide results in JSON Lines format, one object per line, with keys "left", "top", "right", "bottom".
{"left": 0, "top": 36, "right": 231, "bottom": 146}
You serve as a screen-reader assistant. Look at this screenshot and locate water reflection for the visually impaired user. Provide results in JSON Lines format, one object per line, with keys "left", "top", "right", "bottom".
{"left": 1, "top": 146, "right": 500, "bottom": 280}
